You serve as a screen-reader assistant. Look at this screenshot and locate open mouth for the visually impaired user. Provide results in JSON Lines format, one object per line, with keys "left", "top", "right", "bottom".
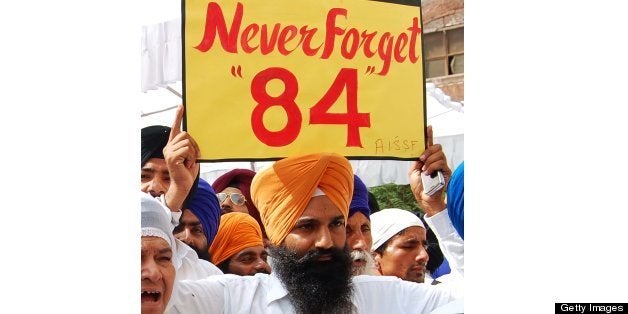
{"left": 141, "top": 290, "right": 162, "bottom": 303}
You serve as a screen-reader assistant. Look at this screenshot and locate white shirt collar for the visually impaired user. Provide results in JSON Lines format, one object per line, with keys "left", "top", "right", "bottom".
{"left": 266, "top": 272, "right": 289, "bottom": 305}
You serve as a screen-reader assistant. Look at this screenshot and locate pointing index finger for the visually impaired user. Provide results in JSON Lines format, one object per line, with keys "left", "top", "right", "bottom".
{"left": 427, "top": 125, "right": 434, "bottom": 147}
{"left": 169, "top": 104, "right": 184, "bottom": 141}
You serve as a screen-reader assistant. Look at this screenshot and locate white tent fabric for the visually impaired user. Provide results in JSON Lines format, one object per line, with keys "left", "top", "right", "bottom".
{"left": 139, "top": 18, "right": 464, "bottom": 187}
{"left": 141, "top": 19, "right": 182, "bottom": 93}
{"left": 349, "top": 84, "right": 464, "bottom": 187}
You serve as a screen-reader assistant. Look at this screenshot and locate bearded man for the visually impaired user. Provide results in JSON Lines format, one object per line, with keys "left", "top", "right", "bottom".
{"left": 167, "top": 152, "right": 461, "bottom": 314}
{"left": 173, "top": 178, "right": 221, "bottom": 262}
{"left": 346, "top": 174, "right": 378, "bottom": 276}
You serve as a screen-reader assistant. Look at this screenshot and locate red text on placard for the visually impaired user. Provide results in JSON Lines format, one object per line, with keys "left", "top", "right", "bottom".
{"left": 250, "top": 67, "right": 370, "bottom": 147}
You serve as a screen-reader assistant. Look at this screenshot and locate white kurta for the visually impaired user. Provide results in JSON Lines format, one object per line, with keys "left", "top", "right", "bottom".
{"left": 167, "top": 272, "right": 462, "bottom": 313}
{"left": 174, "top": 239, "right": 223, "bottom": 281}
{"left": 157, "top": 196, "right": 224, "bottom": 280}
{"left": 424, "top": 208, "right": 464, "bottom": 279}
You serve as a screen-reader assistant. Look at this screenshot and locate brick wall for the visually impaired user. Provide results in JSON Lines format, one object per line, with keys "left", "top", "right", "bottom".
{"left": 422, "top": 0, "right": 464, "bottom": 101}
{"left": 422, "top": 0, "right": 464, "bottom": 32}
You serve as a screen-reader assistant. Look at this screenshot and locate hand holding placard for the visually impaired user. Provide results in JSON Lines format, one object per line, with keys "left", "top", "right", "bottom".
{"left": 408, "top": 126, "right": 452, "bottom": 217}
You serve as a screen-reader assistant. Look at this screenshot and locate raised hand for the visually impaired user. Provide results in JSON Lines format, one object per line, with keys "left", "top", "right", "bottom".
{"left": 408, "top": 126, "right": 452, "bottom": 216}
{"left": 163, "top": 104, "right": 201, "bottom": 211}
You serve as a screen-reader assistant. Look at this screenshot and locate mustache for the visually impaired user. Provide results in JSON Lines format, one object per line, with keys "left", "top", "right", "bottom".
{"left": 251, "top": 269, "right": 271, "bottom": 275}
{"left": 296, "top": 248, "right": 338, "bottom": 263}
{"left": 350, "top": 249, "right": 371, "bottom": 262}
{"left": 350, "top": 249, "right": 377, "bottom": 276}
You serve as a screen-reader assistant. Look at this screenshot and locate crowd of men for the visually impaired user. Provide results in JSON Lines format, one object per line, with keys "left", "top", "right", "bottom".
{"left": 141, "top": 105, "right": 465, "bottom": 313}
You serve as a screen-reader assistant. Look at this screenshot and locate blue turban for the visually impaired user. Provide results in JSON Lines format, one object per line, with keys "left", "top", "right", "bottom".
{"left": 349, "top": 175, "right": 370, "bottom": 219}
{"left": 186, "top": 178, "right": 221, "bottom": 245}
{"left": 447, "top": 162, "right": 464, "bottom": 239}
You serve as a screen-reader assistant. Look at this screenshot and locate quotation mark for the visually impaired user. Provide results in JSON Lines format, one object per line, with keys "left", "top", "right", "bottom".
{"left": 231, "top": 65, "right": 243, "bottom": 78}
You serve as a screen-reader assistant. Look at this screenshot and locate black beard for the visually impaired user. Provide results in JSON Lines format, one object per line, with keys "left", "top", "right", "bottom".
{"left": 190, "top": 244, "right": 211, "bottom": 262}
{"left": 269, "top": 245, "right": 354, "bottom": 314}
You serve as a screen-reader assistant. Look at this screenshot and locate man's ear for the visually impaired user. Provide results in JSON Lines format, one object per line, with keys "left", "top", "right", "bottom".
{"left": 373, "top": 252, "right": 382, "bottom": 272}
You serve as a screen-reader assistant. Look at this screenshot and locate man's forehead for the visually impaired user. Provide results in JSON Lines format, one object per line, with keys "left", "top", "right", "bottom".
{"left": 347, "top": 211, "right": 369, "bottom": 225}
{"left": 142, "top": 158, "right": 168, "bottom": 171}
{"left": 393, "top": 226, "right": 426, "bottom": 241}
{"left": 235, "top": 245, "right": 265, "bottom": 257}
{"left": 221, "top": 186, "right": 243, "bottom": 194}
{"left": 142, "top": 236, "right": 171, "bottom": 251}
{"left": 300, "top": 195, "right": 344, "bottom": 218}
{"left": 180, "top": 210, "right": 201, "bottom": 223}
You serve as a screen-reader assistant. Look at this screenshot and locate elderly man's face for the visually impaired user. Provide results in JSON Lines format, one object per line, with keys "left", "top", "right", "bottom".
{"left": 217, "top": 187, "right": 249, "bottom": 215}
{"left": 374, "top": 226, "right": 429, "bottom": 283}
{"left": 226, "top": 245, "right": 271, "bottom": 275}
{"left": 141, "top": 236, "right": 175, "bottom": 314}
{"left": 282, "top": 196, "right": 346, "bottom": 257}
{"left": 346, "top": 211, "right": 373, "bottom": 275}
{"left": 173, "top": 210, "right": 209, "bottom": 260}
{"left": 141, "top": 158, "right": 170, "bottom": 197}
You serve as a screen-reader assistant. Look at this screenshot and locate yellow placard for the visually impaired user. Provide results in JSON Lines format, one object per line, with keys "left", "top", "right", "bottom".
{"left": 184, "top": 0, "right": 425, "bottom": 161}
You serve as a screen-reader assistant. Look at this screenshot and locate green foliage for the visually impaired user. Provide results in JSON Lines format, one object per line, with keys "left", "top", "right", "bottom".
{"left": 369, "top": 184, "right": 422, "bottom": 215}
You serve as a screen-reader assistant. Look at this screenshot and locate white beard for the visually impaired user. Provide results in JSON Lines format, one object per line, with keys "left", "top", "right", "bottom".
{"left": 350, "top": 249, "right": 379, "bottom": 276}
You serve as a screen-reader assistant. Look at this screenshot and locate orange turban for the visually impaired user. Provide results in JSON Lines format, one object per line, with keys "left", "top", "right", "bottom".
{"left": 250, "top": 153, "right": 354, "bottom": 245}
{"left": 209, "top": 212, "right": 264, "bottom": 265}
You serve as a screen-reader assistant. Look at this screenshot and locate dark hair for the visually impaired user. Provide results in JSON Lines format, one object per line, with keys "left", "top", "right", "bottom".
{"left": 419, "top": 215, "right": 445, "bottom": 272}
{"left": 216, "top": 257, "right": 232, "bottom": 274}
{"left": 373, "top": 229, "right": 407, "bottom": 255}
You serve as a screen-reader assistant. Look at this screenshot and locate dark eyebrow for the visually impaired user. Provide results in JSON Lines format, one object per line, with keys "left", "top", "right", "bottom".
{"left": 141, "top": 167, "right": 169, "bottom": 176}
{"left": 404, "top": 238, "right": 421, "bottom": 245}
{"left": 295, "top": 217, "right": 316, "bottom": 225}
{"left": 332, "top": 215, "right": 345, "bottom": 223}
{"left": 237, "top": 251, "right": 256, "bottom": 259}
{"left": 159, "top": 248, "right": 172, "bottom": 255}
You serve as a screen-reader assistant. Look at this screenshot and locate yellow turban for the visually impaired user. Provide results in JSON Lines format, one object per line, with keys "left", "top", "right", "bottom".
{"left": 209, "top": 212, "right": 264, "bottom": 265}
{"left": 250, "top": 153, "right": 354, "bottom": 245}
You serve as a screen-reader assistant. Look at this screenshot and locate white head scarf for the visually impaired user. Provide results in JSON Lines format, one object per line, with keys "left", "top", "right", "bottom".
{"left": 141, "top": 192, "right": 180, "bottom": 268}
{"left": 370, "top": 208, "right": 425, "bottom": 251}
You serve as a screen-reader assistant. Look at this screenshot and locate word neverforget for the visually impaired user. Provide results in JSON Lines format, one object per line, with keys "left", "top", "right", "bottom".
{"left": 195, "top": 2, "right": 422, "bottom": 76}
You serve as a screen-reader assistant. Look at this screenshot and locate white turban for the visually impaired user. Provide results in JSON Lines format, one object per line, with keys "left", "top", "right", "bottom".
{"left": 370, "top": 208, "right": 425, "bottom": 251}
{"left": 141, "top": 192, "right": 177, "bottom": 253}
